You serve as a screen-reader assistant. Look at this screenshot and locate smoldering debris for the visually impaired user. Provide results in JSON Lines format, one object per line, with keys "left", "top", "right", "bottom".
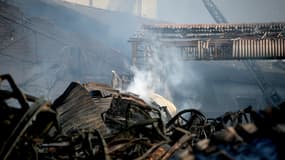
{"left": 1, "top": 74, "right": 285, "bottom": 160}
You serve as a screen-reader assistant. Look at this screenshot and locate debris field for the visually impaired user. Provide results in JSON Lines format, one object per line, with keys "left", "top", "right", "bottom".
{"left": 0, "top": 74, "right": 285, "bottom": 160}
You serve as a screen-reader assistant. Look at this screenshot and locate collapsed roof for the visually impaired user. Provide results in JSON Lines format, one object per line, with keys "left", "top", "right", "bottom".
{"left": 1, "top": 74, "right": 285, "bottom": 159}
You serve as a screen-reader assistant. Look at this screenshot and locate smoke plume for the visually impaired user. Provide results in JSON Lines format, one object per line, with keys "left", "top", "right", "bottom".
{"left": 127, "top": 41, "right": 202, "bottom": 110}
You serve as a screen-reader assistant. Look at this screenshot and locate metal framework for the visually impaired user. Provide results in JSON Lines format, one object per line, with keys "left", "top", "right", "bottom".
{"left": 130, "top": 22, "right": 285, "bottom": 62}
{"left": 129, "top": 22, "right": 285, "bottom": 106}
{"left": 202, "top": 0, "right": 228, "bottom": 23}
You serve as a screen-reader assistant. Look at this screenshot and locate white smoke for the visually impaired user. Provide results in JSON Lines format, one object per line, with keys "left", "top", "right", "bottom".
{"left": 127, "top": 67, "right": 155, "bottom": 103}
{"left": 127, "top": 41, "right": 202, "bottom": 110}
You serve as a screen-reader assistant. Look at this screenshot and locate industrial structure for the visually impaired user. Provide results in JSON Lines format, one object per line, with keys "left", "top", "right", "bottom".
{"left": 1, "top": 0, "right": 285, "bottom": 113}
{"left": 1, "top": 0, "right": 285, "bottom": 159}
{"left": 129, "top": 0, "right": 285, "bottom": 109}
{"left": 130, "top": 23, "right": 285, "bottom": 62}
{"left": 130, "top": 0, "right": 285, "bottom": 65}
{"left": 129, "top": 22, "right": 285, "bottom": 107}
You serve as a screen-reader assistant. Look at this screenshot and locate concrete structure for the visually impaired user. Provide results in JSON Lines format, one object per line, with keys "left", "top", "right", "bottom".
{"left": 62, "top": 0, "right": 157, "bottom": 18}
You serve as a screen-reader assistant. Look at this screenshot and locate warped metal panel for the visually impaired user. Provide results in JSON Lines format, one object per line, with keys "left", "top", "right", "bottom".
{"left": 52, "top": 82, "right": 111, "bottom": 135}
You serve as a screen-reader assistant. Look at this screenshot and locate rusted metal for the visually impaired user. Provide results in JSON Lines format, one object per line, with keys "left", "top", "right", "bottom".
{"left": 1, "top": 74, "right": 285, "bottom": 159}
{"left": 52, "top": 82, "right": 112, "bottom": 135}
{"left": 161, "top": 134, "right": 192, "bottom": 160}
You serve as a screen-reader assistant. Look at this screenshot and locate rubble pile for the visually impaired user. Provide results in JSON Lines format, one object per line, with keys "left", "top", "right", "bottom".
{"left": 1, "top": 74, "right": 285, "bottom": 160}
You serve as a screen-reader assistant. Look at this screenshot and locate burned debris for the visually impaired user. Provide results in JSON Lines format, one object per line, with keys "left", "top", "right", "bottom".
{"left": 1, "top": 74, "right": 285, "bottom": 160}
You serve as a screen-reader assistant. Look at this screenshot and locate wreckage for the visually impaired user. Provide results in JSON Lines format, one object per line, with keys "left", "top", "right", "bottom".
{"left": 0, "top": 74, "right": 285, "bottom": 160}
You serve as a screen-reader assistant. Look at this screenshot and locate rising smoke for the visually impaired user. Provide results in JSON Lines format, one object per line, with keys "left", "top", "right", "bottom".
{"left": 2, "top": 0, "right": 282, "bottom": 115}
{"left": 1, "top": 0, "right": 140, "bottom": 100}
{"left": 127, "top": 41, "right": 202, "bottom": 110}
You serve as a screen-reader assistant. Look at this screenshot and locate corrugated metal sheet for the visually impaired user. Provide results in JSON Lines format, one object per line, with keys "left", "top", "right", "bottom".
{"left": 232, "top": 38, "right": 285, "bottom": 59}
{"left": 52, "top": 82, "right": 111, "bottom": 135}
